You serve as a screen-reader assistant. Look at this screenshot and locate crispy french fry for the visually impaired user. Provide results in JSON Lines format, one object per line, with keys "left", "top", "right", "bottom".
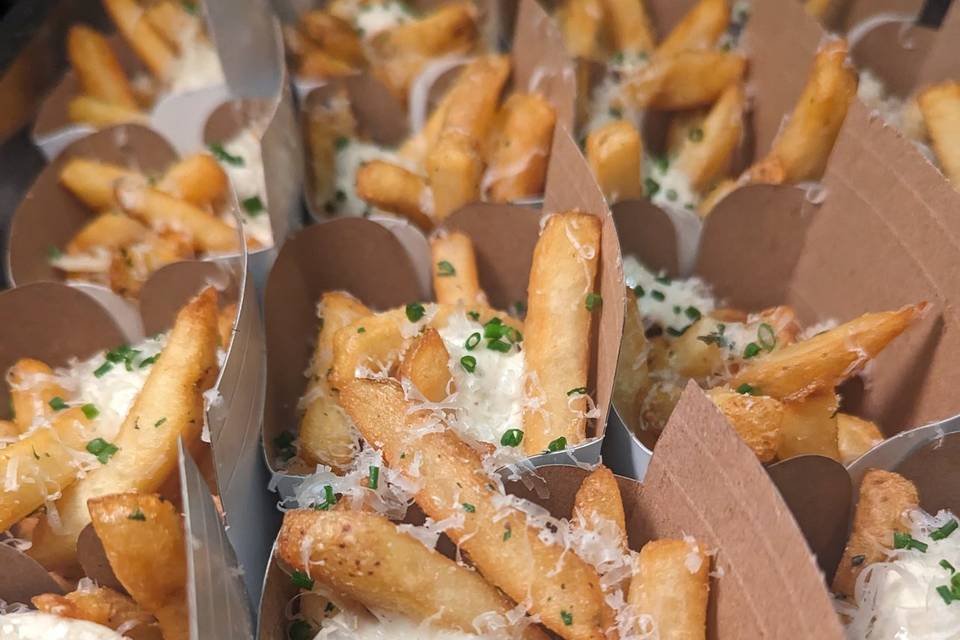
{"left": 115, "top": 181, "right": 239, "bottom": 253}
{"left": 157, "top": 153, "right": 229, "bottom": 207}
{"left": 68, "top": 95, "right": 146, "bottom": 128}
{"left": 675, "top": 83, "right": 744, "bottom": 193}
{"left": 143, "top": 1, "right": 197, "bottom": 52}
{"left": 355, "top": 160, "right": 434, "bottom": 230}
{"left": 573, "top": 465, "right": 627, "bottom": 542}
{"left": 559, "top": 0, "right": 605, "bottom": 58}
{"left": 426, "top": 131, "right": 484, "bottom": 220}
{"left": 437, "top": 55, "right": 511, "bottom": 144}
{"left": 833, "top": 470, "right": 919, "bottom": 599}
{"left": 522, "top": 212, "right": 601, "bottom": 454}
{"left": 0, "top": 420, "right": 18, "bottom": 440}
{"left": 755, "top": 305, "right": 802, "bottom": 347}
{"left": 67, "top": 25, "right": 137, "bottom": 109}
{"left": 67, "top": 213, "right": 149, "bottom": 254}
{"left": 728, "top": 303, "right": 926, "bottom": 401}
{"left": 628, "top": 538, "right": 710, "bottom": 639}
{"left": 747, "top": 40, "right": 857, "bottom": 184}
{"left": 102, "top": 0, "right": 176, "bottom": 80}
{"left": 8, "top": 359, "right": 69, "bottom": 433}
{"left": 613, "top": 289, "right": 648, "bottom": 432}
{"left": 777, "top": 391, "right": 839, "bottom": 461}
{"left": 918, "top": 80, "right": 960, "bottom": 186}
{"left": 28, "top": 289, "right": 218, "bottom": 571}
{"left": 637, "top": 376, "right": 684, "bottom": 437}
{"left": 600, "top": 0, "right": 656, "bottom": 54}
{"left": 339, "top": 379, "right": 614, "bottom": 640}
{"left": 60, "top": 158, "right": 142, "bottom": 210}
{"left": 300, "top": 292, "right": 370, "bottom": 470}
{"left": 89, "top": 493, "right": 188, "bottom": 640}
{"left": 108, "top": 230, "right": 194, "bottom": 298}
{"left": 586, "top": 119, "right": 643, "bottom": 202}
{"left": 624, "top": 50, "right": 747, "bottom": 111}
{"left": 656, "top": 0, "right": 730, "bottom": 56}
{"left": 837, "top": 413, "right": 883, "bottom": 465}
{"left": 483, "top": 93, "right": 556, "bottom": 203}
{"left": 697, "top": 177, "right": 736, "bottom": 216}
{"left": 299, "top": 48, "right": 357, "bottom": 79}
{"left": 707, "top": 388, "right": 782, "bottom": 463}
{"left": 399, "top": 328, "right": 452, "bottom": 402}
{"left": 666, "top": 109, "right": 707, "bottom": 157}
{"left": 33, "top": 586, "right": 156, "bottom": 636}
{"left": 430, "top": 230, "right": 487, "bottom": 306}
{"left": 329, "top": 308, "right": 408, "bottom": 391}
{"left": 300, "top": 10, "right": 365, "bottom": 67}
{"left": 668, "top": 317, "right": 724, "bottom": 379}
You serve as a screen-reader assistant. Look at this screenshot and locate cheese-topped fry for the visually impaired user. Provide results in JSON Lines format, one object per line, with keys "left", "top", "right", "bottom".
{"left": 427, "top": 132, "right": 484, "bottom": 221}
{"left": 586, "top": 119, "right": 644, "bottom": 202}
{"left": 67, "top": 25, "right": 137, "bottom": 109}
{"left": 837, "top": 413, "right": 883, "bottom": 465}
{"left": 107, "top": 230, "right": 194, "bottom": 298}
{"left": 329, "top": 308, "right": 408, "bottom": 391}
{"left": 300, "top": 10, "right": 365, "bottom": 67}
{"left": 629, "top": 538, "right": 710, "bottom": 639}
{"left": 437, "top": 55, "right": 511, "bottom": 146}
{"left": 833, "top": 470, "right": 919, "bottom": 599}
{"left": 777, "top": 390, "right": 839, "bottom": 461}
{"left": 60, "top": 158, "right": 141, "bottom": 210}
{"left": 675, "top": 83, "right": 744, "bottom": 193}
{"left": 355, "top": 160, "right": 434, "bottom": 231}
{"left": 706, "top": 388, "right": 782, "bottom": 463}
{"left": 918, "top": 81, "right": 960, "bottom": 186}
{"left": 157, "top": 153, "right": 229, "bottom": 208}
{"left": 613, "top": 288, "right": 649, "bottom": 433}
{"left": 600, "top": 0, "right": 656, "bottom": 54}
{"left": 430, "top": 230, "right": 487, "bottom": 306}
{"left": 657, "top": 0, "right": 730, "bottom": 56}
{"left": 143, "top": 1, "right": 197, "bottom": 52}
{"left": 67, "top": 213, "right": 149, "bottom": 254}
{"left": 624, "top": 50, "right": 747, "bottom": 110}
{"left": 573, "top": 465, "right": 627, "bottom": 543}
{"left": 399, "top": 328, "right": 452, "bottom": 403}
{"left": 522, "top": 212, "right": 601, "bottom": 455}
{"left": 8, "top": 359, "right": 69, "bottom": 433}
{"left": 484, "top": 93, "right": 557, "bottom": 203}
{"left": 102, "top": 0, "right": 176, "bottom": 81}
{"left": 559, "top": 0, "right": 605, "bottom": 59}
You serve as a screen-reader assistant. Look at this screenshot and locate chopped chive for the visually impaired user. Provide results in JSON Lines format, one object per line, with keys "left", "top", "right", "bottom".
{"left": 86, "top": 437, "right": 117, "bottom": 464}
{"left": 460, "top": 355, "right": 477, "bottom": 373}
{"left": 242, "top": 195, "right": 265, "bottom": 216}
{"left": 688, "top": 127, "right": 704, "bottom": 142}
{"left": 47, "top": 245, "right": 63, "bottom": 260}
{"left": 291, "top": 570, "right": 314, "bottom": 590}
{"left": 932, "top": 519, "right": 959, "bottom": 541}
{"left": 335, "top": 137, "right": 349, "bottom": 150}
{"left": 743, "top": 342, "right": 761, "bottom": 359}
{"left": 139, "top": 355, "right": 158, "bottom": 368}
{"left": 128, "top": 509, "right": 146, "bottom": 521}
{"left": 154, "top": 417, "right": 167, "bottom": 427}
{"left": 666, "top": 189, "right": 678, "bottom": 202}
{"left": 547, "top": 436, "right": 567, "bottom": 452}
{"left": 644, "top": 177, "right": 660, "bottom": 198}
{"left": 585, "top": 293, "right": 602, "bottom": 312}
{"left": 405, "top": 302, "right": 425, "bottom": 322}
{"left": 567, "top": 387, "right": 588, "bottom": 396}
{"left": 655, "top": 275, "right": 671, "bottom": 285}
{"left": 653, "top": 156, "right": 669, "bottom": 172}
{"left": 673, "top": 305, "right": 682, "bottom": 315}
{"left": 684, "top": 306, "right": 701, "bottom": 321}
{"left": 368, "top": 465, "right": 380, "bottom": 490}
{"left": 313, "top": 485, "right": 336, "bottom": 510}
{"left": 608, "top": 107, "right": 622, "bottom": 118}
{"left": 500, "top": 429, "right": 523, "bottom": 447}
{"left": 633, "top": 284, "right": 645, "bottom": 298}
{"left": 851, "top": 555, "right": 865, "bottom": 566}
{"left": 465, "top": 332, "right": 481, "bottom": 350}
{"left": 288, "top": 620, "right": 315, "bottom": 640}
{"left": 487, "top": 339, "right": 511, "bottom": 353}
{"left": 650, "top": 290, "right": 665, "bottom": 301}
{"left": 666, "top": 326, "right": 688, "bottom": 337}
{"left": 94, "top": 361, "right": 114, "bottom": 378}
{"left": 181, "top": 0, "right": 198, "bottom": 15}
{"left": 561, "top": 610, "right": 573, "bottom": 626}
{"left": 893, "top": 531, "right": 928, "bottom": 552}
{"left": 467, "top": 311, "right": 480, "bottom": 321}
{"left": 437, "top": 260, "right": 456, "bottom": 277}
{"left": 208, "top": 142, "right": 244, "bottom": 166}
{"left": 503, "top": 527, "right": 512, "bottom": 541}
{"left": 48, "top": 396, "right": 67, "bottom": 411}
{"left": 757, "top": 323, "right": 777, "bottom": 351}
{"left": 357, "top": 327, "right": 366, "bottom": 333}
{"left": 735, "top": 383, "right": 757, "bottom": 395}
{"left": 937, "top": 585, "right": 955, "bottom": 605}
{"left": 462, "top": 503, "right": 476, "bottom": 513}
{"left": 81, "top": 403, "right": 99, "bottom": 420}
{"left": 941, "top": 559, "right": 956, "bottom": 573}
{"left": 483, "top": 317, "right": 505, "bottom": 339}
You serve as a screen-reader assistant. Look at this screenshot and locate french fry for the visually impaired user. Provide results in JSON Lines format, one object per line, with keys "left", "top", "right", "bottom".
{"left": 833, "top": 470, "right": 919, "bottom": 599}
{"left": 623, "top": 50, "right": 747, "bottom": 110}
{"left": 426, "top": 132, "right": 484, "bottom": 220}
{"left": 300, "top": 292, "right": 370, "bottom": 470}
{"left": 67, "top": 95, "right": 146, "bottom": 128}
{"left": 656, "top": 0, "right": 730, "bottom": 56}
{"left": 573, "top": 465, "right": 627, "bottom": 542}
{"left": 697, "top": 177, "right": 736, "bottom": 216}
{"left": 436, "top": 55, "right": 511, "bottom": 144}
{"left": 115, "top": 181, "right": 240, "bottom": 253}
{"left": 430, "top": 230, "right": 487, "bottom": 306}
{"left": 32, "top": 586, "right": 156, "bottom": 636}
{"left": 666, "top": 109, "right": 707, "bottom": 158}
{"left": 143, "top": 1, "right": 197, "bottom": 52}
{"left": 612, "top": 289, "right": 649, "bottom": 432}
{"left": 522, "top": 212, "right": 601, "bottom": 454}
{"left": 668, "top": 317, "right": 725, "bottom": 379}
{"left": 837, "top": 413, "right": 883, "bottom": 465}
{"left": 108, "top": 230, "right": 195, "bottom": 298}
{"left": 102, "top": 0, "right": 176, "bottom": 80}
{"left": 339, "top": 378, "right": 615, "bottom": 640}
{"left": 157, "top": 153, "right": 229, "bottom": 207}
{"left": 727, "top": 303, "right": 926, "bottom": 401}
{"left": 483, "top": 93, "right": 556, "bottom": 203}
{"left": 675, "top": 83, "right": 744, "bottom": 193}
{"left": 707, "top": 388, "right": 782, "bottom": 463}
{"left": 67, "top": 25, "right": 137, "bottom": 109}
{"left": 559, "top": 0, "right": 605, "bottom": 58}
{"left": 628, "top": 538, "right": 710, "bottom": 639}
{"left": 300, "top": 10, "right": 365, "bottom": 67}
{"left": 776, "top": 391, "right": 839, "bottom": 460}
{"left": 354, "top": 160, "right": 434, "bottom": 231}
{"left": 918, "top": 81, "right": 960, "bottom": 186}
{"left": 747, "top": 40, "right": 857, "bottom": 184}
{"left": 329, "top": 308, "right": 408, "bottom": 391}
{"left": 586, "top": 119, "right": 643, "bottom": 202}
{"left": 755, "top": 305, "right": 802, "bottom": 347}
{"left": 299, "top": 48, "right": 357, "bottom": 79}
{"left": 28, "top": 288, "right": 218, "bottom": 571}
{"left": 60, "top": 157, "right": 142, "bottom": 210}
{"left": 89, "top": 493, "right": 189, "bottom": 640}
{"left": 8, "top": 359, "right": 69, "bottom": 433}
{"left": 399, "top": 328, "right": 452, "bottom": 402}
{"left": 600, "top": 0, "right": 656, "bottom": 54}
{"left": 0, "top": 420, "right": 18, "bottom": 440}
{"left": 67, "top": 213, "right": 149, "bottom": 254}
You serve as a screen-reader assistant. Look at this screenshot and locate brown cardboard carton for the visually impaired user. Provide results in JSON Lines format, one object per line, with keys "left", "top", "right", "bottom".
{"left": 256, "top": 382, "right": 844, "bottom": 639}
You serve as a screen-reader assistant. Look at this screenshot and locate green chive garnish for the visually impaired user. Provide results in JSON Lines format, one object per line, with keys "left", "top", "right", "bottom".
{"left": 567, "top": 387, "right": 588, "bottom": 396}
{"left": 291, "top": 570, "right": 314, "bottom": 590}
{"left": 405, "top": 302, "right": 425, "bottom": 322}
{"left": 500, "top": 429, "right": 523, "bottom": 447}
{"left": 86, "top": 437, "right": 117, "bottom": 464}
{"left": 651, "top": 290, "right": 665, "bottom": 301}
{"left": 547, "top": 437, "right": 567, "bottom": 452}
{"left": 585, "top": 293, "right": 602, "bottom": 311}
{"left": 743, "top": 342, "right": 761, "bottom": 359}
{"left": 437, "top": 260, "right": 456, "bottom": 277}
{"left": 368, "top": 465, "right": 380, "bottom": 490}
{"left": 758, "top": 323, "right": 776, "bottom": 351}
{"left": 460, "top": 355, "right": 477, "bottom": 373}
{"left": 94, "top": 361, "right": 114, "bottom": 377}
{"left": 242, "top": 195, "right": 265, "bottom": 216}
{"left": 465, "top": 332, "right": 481, "bottom": 350}
{"left": 561, "top": 610, "right": 573, "bottom": 626}
{"left": 462, "top": 503, "right": 476, "bottom": 513}
{"left": 932, "top": 519, "right": 958, "bottom": 541}
{"left": 48, "top": 396, "right": 67, "bottom": 411}
{"left": 487, "top": 339, "right": 511, "bottom": 353}
{"left": 735, "top": 383, "right": 756, "bottom": 395}
{"left": 208, "top": 142, "right": 244, "bottom": 166}
{"left": 893, "top": 531, "right": 928, "bottom": 552}
{"left": 128, "top": 509, "right": 146, "bottom": 521}
{"left": 81, "top": 403, "right": 99, "bottom": 420}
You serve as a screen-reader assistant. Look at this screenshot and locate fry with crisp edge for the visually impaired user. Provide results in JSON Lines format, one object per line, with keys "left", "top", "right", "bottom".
{"left": 573, "top": 465, "right": 627, "bottom": 545}
{"left": 157, "top": 153, "right": 229, "bottom": 207}
{"left": 300, "top": 10, "right": 366, "bottom": 67}
{"left": 59, "top": 158, "right": 142, "bottom": 210}
{"left": 599, "top": 0, "right": 655, "bottom": 54}
{"left": 624, "top": 50, "right": 747, "bottom": 111}
{"left": 656, "top": 0, "right": 730, "bottom": 56}
{"left": 339, "top": 378, "right": 615, "bottom": 640}
{"left": 299, "top": 47, "right": 358, "bottom": 79}
{"left": 776, "top": 390, "right": 839, "bottom": 461}
{"left": 837, "top": 413, "right": 884, "bottom": 465}
{"left": 675, "top": 83, "right": 744, "bottom": 193}
{"left": 522, "top": 212, "right": 601, "bottom": 455}
{"left": 918, "top": 80, "right": 960, "bottom": 186}
{"left": 706, "top": 387, "right": 782, "bottom": 463}
{"left": 559, "top": 0, "right": 605, "bottom": 59}
{"left": 628, "top": 538, "right": 710, "bottom": 639}
{"left": 483, "top": 93, "right": 556, "bottom": 203}
{"left": 355, "top": 160, "right": 434, "bottom": 231}
{"left": 426, "top": 131, "right": 484, "bottom": 220}
{"left": 8, "top": 359, "right": 68, "bottom": 433}
{"left": 67, "top": 213, "right": 149, "bottom": 254}
{"left": 430, "top": 230, "right": 487, "bottom": 306}
{"left": 32, "top": 585, "right": 155, "bottom": 634}
{"left": 612, "top": 288, "right": 648, "bottom": 433}
{"left": 107, "top": 230, "right": 195, "bottom": 298}
{"left": 586, "top": 119, "right": 643, "bottom": 203}
{"left": 399, "top": 328, "right": 452, "bottom": 403}
{"left": 102, "top": 0, "right": 176, "bottom": 81}
{"left": 67, "top": 25, "right": 138, "bottom": 109}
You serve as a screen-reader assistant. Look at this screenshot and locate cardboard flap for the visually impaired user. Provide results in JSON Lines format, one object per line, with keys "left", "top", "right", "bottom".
{"left": 138, "top": 260, "right": 238, "bottom": 336}
{"left": 259, "top": 77, "right": 305, "bottom": 247}
{"left": 850, "top": 19, "right": 936, "bottom": 97}
{"left": 204, "top": 0, "right": 286, "bottom": 100}
{"left": 512, "top": 0, "right": 575, "bottom": 130}
{"left": 891, "top": 431, "right": 960, "bottom": 515}
{"left": 0, "top": 545, "right": 64, "bottom": 605}
{"left": 839, "top": 0, "right": 923, "bottom": 33}
{"left": 612, "top": 201, "right": 680, "bottom": 276}
{"left": 344, "top": 74, "right": 410, "bottom": 145}
{"left": 256, "top": 546, "right": 295, "bottom": 640}
{"left": 916, "top": 1, "right": 960, "bottom": 87}
{"left": 76, "top": 525, "right": 124, "bottom": 593}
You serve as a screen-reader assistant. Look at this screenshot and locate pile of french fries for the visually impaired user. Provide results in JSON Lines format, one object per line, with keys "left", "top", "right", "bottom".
{"left": 65, "top": 0, "right": 220, "bottom": 128}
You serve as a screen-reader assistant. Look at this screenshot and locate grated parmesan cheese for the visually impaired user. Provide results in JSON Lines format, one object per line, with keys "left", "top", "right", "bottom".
{"left": 622, "top": 256, "right": 715, "bottom": 334}
{"left": 216, "top": 127, "right": 274, "bottom": 247}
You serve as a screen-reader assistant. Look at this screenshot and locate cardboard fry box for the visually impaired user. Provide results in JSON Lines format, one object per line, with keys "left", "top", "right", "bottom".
{"left": 263, "top": 124, "right": 624, "bottom": 501}
{"left": 256, "top": 382, "right": 844, "bottom": 639}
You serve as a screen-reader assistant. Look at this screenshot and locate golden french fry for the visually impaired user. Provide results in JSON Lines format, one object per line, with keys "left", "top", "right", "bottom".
{"left": 67, "top": 212, "right": 149, "bottom": 254}
{"left": 902, "top": 96, "right": 927, "bottom": 141}
{"left": 0, "top": 420, "right": 18, "bottom": 440}
{"left": 143, "top": 1, "right": 197, "bottom": 52}
{"left": 68, "top": 95, "right": 146, "bottom": 128}
{"left": 748, "top": 40, "right": 857, "bottom": 184}
{"left": 354, "top": 160, "right": 434, "bottom": 231}
{"left": 559, "top": 0, "right": 605, "bottom": 58}
{"left": 918, "top": 80, "right": 960, "bottom": 186}
{"left": 102, "top": 0, "right": 176, "bottom": 80}
{"left": 299, "top": 48, "right": 358, "bottom": 79}
{"left": 430, "top": 230, "right": 487, "bottom": 306}
{"left": 666, "top": 109, "right": 707, "bottom": 158}
{"left": 8, "top": 359, "right": 69, "bottom": 433}
{"left": 439, "top": 55, "right": 511, "bottom": 143}
{"left": 522, "top": 212, "right": 601, "bottom": 455}
{"left": 329, "top": 307, "right": 408, "bottom": 391}
{"left": 628, "top": 538, "right": 710, "bottom": 639}
{"left": 339, "top": 378, "right": 614, "bottom": 640}
{"left": 300, "top": 292, "right": 370, "bottom": 470}
{"left": 777, "top": 391, "right": 839, "bottom": 461}
{"left": 89, "top": 493, "right": 188, "bottom": 640}
{"left": 728, "top": 303, "right": 926, "bottom": 401}
{"left": 398, "top": 328, "right": 452, "bottom": 402}
{"left": 67, "top": 25, "right": 137, "bottom": 109}
{"left": 300, "top": 10, "right": 365, "bottom": 67}
{"left": 837, "top": 413, "right": 884, "bottom": 465}
{"left": 668, "top": 317, "right": 725, "bottom": 379}
{"left": 29, "top": 289, "right": 218, "bottom": 572}
{"left": 833, "top": 470, "right": 919, "bottom": 599}
{"left": 707, "top": 388, "right": 782, "bottom": 463}
{"left": 483, "top": 93, "right": 556, "bottom": 203}
{"left": 33, "top": 586, "right": 156, "bottom": 636}
{"left": 426, "top": 131, "right": 484, "bottom": 220}
{"left": 613, "top": 289, "right": 648, "bottom": 432}
{"left": 755, "top": 305, "right": 802, "bottom": 347}
{"left": 657, "top": 0, "right": 730, "bottom": 56}
{"left": 586, "top": 119, "right": 643, "bottom": 203}
{"left": 624, "top": 50, "right": 746, "bottom": 111}
{"left": 108, "top": 230, "right": 195, "bottom": 298}
{"left": 600, "top": 0, "right": 655, "bottom": 54}
{"left": 573, "top": 465, "right": 627, "bottom": 542}
{"left": 59, "top": 157, "right": 141, "bottom": 210}
{"left": 697, "top": 177, "right": 736, "bottom": 216}
{"left": 676, "top": 83, "right": 744, "bottom": 193}
{"left": 157, "top": 153, "right": 229, "bottom": 207}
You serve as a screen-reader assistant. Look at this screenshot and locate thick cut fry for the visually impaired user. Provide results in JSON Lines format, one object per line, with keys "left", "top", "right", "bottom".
{"left": 600, "top": 0, "right": 655, "bottom": 54}
{"left": 707, "top": 388, "right": 782, "bottom": 463}
{"left": 299, "top": 48, "right": 357, "bottom": 79}
{"left": 430, "top": 231, "right": 487, "bottom": 306}
{"left": 60, "top": 158, "right": 141, "bottom": 210}
{"left": 28, "top": 289, "right": 218, "bottom": 571}
{"left": 143, "top": 1, "right": 197, "bottom": 51}
{"left": 437, "top": 55, "right": 511, "bottom": 144}
{"left": 299, "top": 292, "right": 370, "bottom": 469}
{"left": 522, "top": 213, "right": 601, "bottom": 454}
{"left": 68, "top": 95, "right": 146, "bottom": 128}
{"left": 586, "top": 119, "right": 643, "bottom": 202}
{"left": 657, "top": 0, "right": 730, "bottom": 56}
{"left": 67, "top": 213, "right": 149, "bottom": 254}
{"left": 67, "top": 25, "right": 137, "bottom": 109}
{"left": 300, "top": 10, "right": 365, "bottom": 67}
{"left": 666, "top": 109, "right": 707, "bottom": 157}
{"left": 115, "top": 181, "right": 239, "bottom": 253}
{"left": 89, "top": 493, "right": 188, "bottom": 640}
{"left": 33, "top": 586, "right": 156, "bottom": 635}
{"left": 102, "top": 0, "right": 176, "bottom": 80}
{"left": 629, "top": 538, "right": 709, "bottom": 639}
{"left": 748, "top": 40, "right": 857, "bottom": 184}
{"left": 399, "top": 328, "right": 452, "bottom": 402}
{"left": 675, "top": 84, "right": 744, "bottom": 193}
{"left": 837, "top": 413, "right": 883, "bottom": 465}
{"left": 777, "top": 391, "right": 839, "bottom": 461}
{"left": 354, "top": 160, "right": 433, "bottom": 231}
{"left": 625, "top": 51, "right": 746, "bottom": 111}
{"left": 918, "top": 81, "right": 960, "bottom": 186}
{"left": 559, "top": 0, "right": 605, "bottom": 58}
{"left": 108, "top": 230, "right": 194, "bottom": 298}
{"left": 0, "top": 408, "right": 91, "bottom": 531}
{"left": 329, "top": 308, "right": 408, "bottom": 391}
{"left": 728, "top": 303, "right": 926, "bottom": 401}
{"left": 613, "top": 289, "right": 649, "bottom": 432}
{"left": 8, "top": 359, "right": 68, "bottom": 433}
{"left": 573, "top": 465, "right": 627, "bottom": 542}
{"left": 669, "top": 317, "right": 724, "bottom": 379}
{"left": 483, "top": 93, "right": 556, "bottom": 203}
{"left": 833, "top": 470, "right": 919, "bottom": 599}
{"left": 339, "top": 379, "right": 614, "bottom": 640}
{"left": 279, "top": 510, "right": 546, "bottom": 639}
{"left": 157, "top": 153, "right": 229, "bottom": 207}
{"left": 427, "top": 131, "right": 484, "bottom": 220}
{"left": 0, "top": 420, "right": 18, "bottom": 440}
